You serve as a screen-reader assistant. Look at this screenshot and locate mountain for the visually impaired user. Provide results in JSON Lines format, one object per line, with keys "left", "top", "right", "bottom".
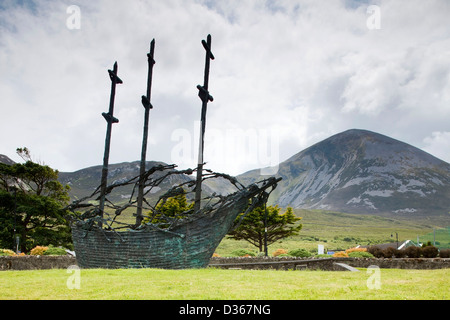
{"left": 58, "top": 160, "right": 237, "bottom": 203}
{"left": 59, "top": 161, "right": 166, "bottom": 202}
{"left": 51, "top": 128, "right": 450, "bottom": 216}
{"left": 0, "top": 154, "right": 15, "bottom": 165}
{"left": 238, "top": 129, "right": 450, "bottom": 215}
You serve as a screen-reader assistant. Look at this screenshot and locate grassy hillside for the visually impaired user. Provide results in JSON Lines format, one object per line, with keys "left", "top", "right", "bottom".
{"left": 214, "top": 209, "right": 449, "bottom": 256}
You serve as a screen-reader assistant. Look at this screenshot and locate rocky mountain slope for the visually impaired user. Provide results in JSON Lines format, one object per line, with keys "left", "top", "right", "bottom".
{"left": 58, "top": 161, "right": 167, "bottom": 202}
{"left": 238, "top": 129, "right": 450, "bottom": 215}
{"left": 0, "top": 154, "right": 15, "bottom": 165}
{"left": 58, "top": 160, "right": 237, "bottom": 203}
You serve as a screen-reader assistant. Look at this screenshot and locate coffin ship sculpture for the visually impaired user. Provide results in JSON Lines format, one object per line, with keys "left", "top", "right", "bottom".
{"left": 67, "top": 35, "right": 281, "bottom": 269}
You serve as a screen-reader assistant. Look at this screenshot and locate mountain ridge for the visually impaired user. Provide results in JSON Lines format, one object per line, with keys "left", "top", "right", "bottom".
{"left": 3, "top": 129, "right": 450, "bottom": 216}
{"left": 58, "top": 160, "right": 237, "bottom": 203}
{"left": 0, "top": 154, "right": 16, "bottom": 165}
{"left": 237, "top": 129, "right": 450, "bottom": 215}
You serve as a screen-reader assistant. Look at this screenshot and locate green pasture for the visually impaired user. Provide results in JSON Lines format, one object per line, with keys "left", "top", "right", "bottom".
{"left": 0, "top": 268, "right": 448, "bottom": 300}
{"left": 215, "top": 210, "right": 449, "bottom": 256}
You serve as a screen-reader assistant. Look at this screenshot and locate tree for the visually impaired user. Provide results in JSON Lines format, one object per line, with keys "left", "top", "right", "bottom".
{"left": 142, "top": 188, "right": 194, "bottom": 228}
{"left": 228, "top": 205, "right": 302, "bottom": 253}
{"left": 0, "top": 151, "right": 71, "bottom": 253}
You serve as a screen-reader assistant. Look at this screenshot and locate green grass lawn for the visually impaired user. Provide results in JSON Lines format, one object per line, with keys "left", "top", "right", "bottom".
{"left": 3, "top": 209, "right": 446, "bottom": 301}
{"left": 1, "top": 268, "right": 448, "bottom": 300}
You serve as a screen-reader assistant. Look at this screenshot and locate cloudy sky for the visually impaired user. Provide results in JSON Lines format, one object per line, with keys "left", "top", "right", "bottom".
{"left": 1, "top": 0, "right": 449, "bottom": 176}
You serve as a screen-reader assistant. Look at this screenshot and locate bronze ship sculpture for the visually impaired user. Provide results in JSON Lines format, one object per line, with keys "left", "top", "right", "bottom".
{"left": 68, "top": 35, "right": 281, "bottom": 269}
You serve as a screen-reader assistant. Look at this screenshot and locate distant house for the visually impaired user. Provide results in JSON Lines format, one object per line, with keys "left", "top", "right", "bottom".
{"left": 360, "top": 240, "right": 419, "bottom": 250}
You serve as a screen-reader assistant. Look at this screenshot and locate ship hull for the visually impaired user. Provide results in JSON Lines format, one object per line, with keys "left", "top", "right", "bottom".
{"left": 71, "top": 192, "right": 249, "bottom": 269}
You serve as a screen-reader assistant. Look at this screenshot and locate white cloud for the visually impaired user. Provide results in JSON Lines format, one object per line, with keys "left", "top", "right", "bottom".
{"left": 0, "top": 0, "right": 449, "bottom": 175}
{"left": 423, "top": 132, "right": 450, "bottom": 164}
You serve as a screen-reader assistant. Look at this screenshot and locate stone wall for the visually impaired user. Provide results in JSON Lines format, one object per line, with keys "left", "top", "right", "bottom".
{"left": 0, "top": 256, "right": 77, "bottom": 271}
{"left": 209, "top": 257, "right": 450, "bottom": 271}
{"left": 1, "top": 255, "right": 449, "bottom": 271}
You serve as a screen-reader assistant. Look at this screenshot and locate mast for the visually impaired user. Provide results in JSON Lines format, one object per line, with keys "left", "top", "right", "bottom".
{"left": 135, "top": 39, "right": 156, "bottom": 226}
{"left": 194, "top": 34, "right": 215, "bottom": 213}
{"left": 99, "top": 62, "right": 123, "bottom": 224}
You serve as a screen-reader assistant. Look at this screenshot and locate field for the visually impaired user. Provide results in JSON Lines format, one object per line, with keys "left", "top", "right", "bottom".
{"left": 1, "top": 209, "right": 448, "bottom": 302}
{"left": 214, "top": 209, "right": 449, "bottom": 256}
{"left": 0, "top": 268, "right": 448, "bottom": 300}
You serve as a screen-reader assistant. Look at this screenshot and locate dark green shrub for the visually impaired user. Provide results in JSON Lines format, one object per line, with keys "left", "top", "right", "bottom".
{"left": 421, "top": 246, "right": 439, "bottom": 258}
{"left": 404, "top": 246, "right": 421, "bottom": 258}
{"left": 289, "top": 248, "right": 311, "bottom": 258}
{"left": 302, "top": 236, "right": 319, "bottom": 242}
{"left": 439, "top": 249, "right": 450, "bottom": 258}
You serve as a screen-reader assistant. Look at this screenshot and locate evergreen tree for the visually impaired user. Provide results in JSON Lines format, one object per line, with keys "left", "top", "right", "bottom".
{"left": 0, "top": 149, "right": 71, "bottom": 252}
{"left": 142, "top": 188, "right": 194, "bottom": 228}
{"left": 228, "top": 205, "right": 302, "bottom": 252}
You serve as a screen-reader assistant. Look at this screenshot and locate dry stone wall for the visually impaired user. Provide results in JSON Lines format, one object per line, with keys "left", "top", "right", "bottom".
{"left": 0, "top": 256, "right": 76, "bottom": 271}
{"left": 209, "top": 257, "right": 450, "bottom": 270}
{"left": 1, "top": 255, "right": 449, "bottom": 271}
